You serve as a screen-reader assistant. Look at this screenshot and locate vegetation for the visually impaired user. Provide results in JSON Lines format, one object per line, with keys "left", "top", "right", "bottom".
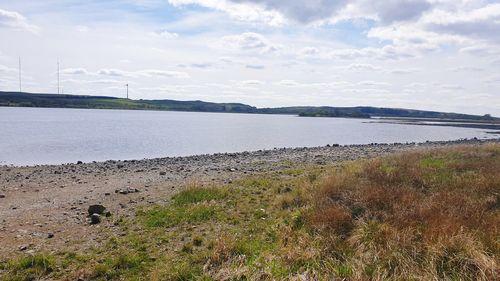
{"left": 1, "top": 144, "right": 499, "bottom": 280}
{"left": 1, "top": 91, "right": 498, "bottom": 120}
{"left": 0, "top": 91, "right": 257, "bottom": 113}
{"left": 298, "top": 110, "right": 370, "bottom": 118}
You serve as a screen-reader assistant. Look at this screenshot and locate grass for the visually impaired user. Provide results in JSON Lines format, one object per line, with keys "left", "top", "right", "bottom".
{"left": 141, "top": 204, "right": 217, "bottom": 228}
{"left": 1, "top": 144, "right": 498, "bottom": 280}
{"left": 171, "top": 186, "right": 228, "bottom": 206}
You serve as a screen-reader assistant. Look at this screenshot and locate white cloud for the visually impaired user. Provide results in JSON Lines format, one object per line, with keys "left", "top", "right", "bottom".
{"left": 346, "top": 63, "right": 382, "bottom": 71}
{"left": 482, "top": 75, "right": 500, "bottom": 85}
{"left": 276, "top": 79, "right": 302, "bottom": 87}
{"left": 357, "top": 81, "right": 391, "bottom": 87}
{"left": 97, "top": 68, "right": 129, "bottom": 77}
{"left": 61, "top": 68, "right": 91, "bottom": 75}
{"left": 459, "top": 44, "right": 500, "bottom": 56}
{"left": 298, "top": 46, "right": 320, "bottom": 57}
{"left": 390, "top": 68, "right": 421, "bottom": 75}
{"left": 170, "top": 0, "right": 432, "bottom": 24}
{"left": 76, "top": 25, "right": 90, "bottom": 32}
{"left": 360, "top": 0, "right": 432, "bottom": 23}
{"left": 239, "top": 79, "right": 265, "bottom": 86}
{"left": 422, "top": 3, "right": 500, "bottom": 42}
{"left": 227, "top": 0, "right": 348, "bottom": 23}
{"left": 62, "top": 68, "right": 189, "bottom": 79}
{"left": 0, "top": 64, "right": 16, "bottom": 73}
{"left": 151, "top": 29, "right": 179, "bottom": 38}
{"left": 245, "top": 64, "right": 265, "bottom": 69}
{"left": 450, "top": 66, "right": 484, "bottom": 72}
{"left": 0, "top": 8, "right": 38, "bottom": 32}
{"left": 168, "top": 0, "right": 285, "bottom": 26}
{"left": 329, "top": 45, "right": 420, "bottom": 60}
{"left": 439, "top": 84, "right": 464, "bottom": 90}
{"left": 138, "top": 69, "right": 190, "bottom": 78}
{"left": 220, "top": 32, "right": 283, "bottom": 53}
{"left": 190, "top": 63, "right": 212, "bottom": 68}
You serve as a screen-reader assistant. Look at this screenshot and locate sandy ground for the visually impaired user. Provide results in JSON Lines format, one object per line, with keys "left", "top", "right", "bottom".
{"left": 0, "top": 138, "right": 498, "bottom": 258}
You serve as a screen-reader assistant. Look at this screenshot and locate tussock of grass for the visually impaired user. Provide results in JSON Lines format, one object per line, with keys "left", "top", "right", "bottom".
{"left": 1, "top": 254, "right": 55, "bottom": 281}
{"left": 172, "top": 186, "right": 228, "bottom": 206}
{"left": 140, "top": 204, "right": 217, "bottom": 228}
{"left": 1, "top": 144, "right": 498, "bottom": 280}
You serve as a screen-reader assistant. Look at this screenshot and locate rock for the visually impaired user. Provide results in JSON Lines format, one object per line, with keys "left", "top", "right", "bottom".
{"left": 19, "top": 245, "right": 28, "bottom": 251}
{"left": 76, "top": 161, "right": 83, "bottom": 164}
{"left": 0, "top": 194, "right": 5, "bottom": 198}
{"left": 159, "top": 171, "right": 166, "bottom": 176}
{"left": 47, "top": 232, "right": 54, "bottom": 239}
{"left": 104, "top": 192, "right": 111, "bottom": 196}
{"left": 115, "top": 187, "right": 140, "bottom": 194}
{"left": 90, "top": 214, "right": 101, "bottom": 224}
{"left": 88, "top": 204, "right": 106, "bottom": 215}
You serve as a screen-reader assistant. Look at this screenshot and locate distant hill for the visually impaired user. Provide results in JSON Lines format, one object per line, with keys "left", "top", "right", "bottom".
{"left": 0, "top": 91, "right": 257, "bottom": 113}
{"left": 0, "top": 91, "right": 497, "bottom": 121}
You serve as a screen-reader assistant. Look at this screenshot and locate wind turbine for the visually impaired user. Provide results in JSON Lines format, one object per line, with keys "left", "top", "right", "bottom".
{"left": 126, "top": 84, "right": 129, "bottom": 99}
{"left": 57, "top": 58, "right": 60, "bottom": 94}
{"left": 18, "top": 56, "right": 22, "bottom": 92}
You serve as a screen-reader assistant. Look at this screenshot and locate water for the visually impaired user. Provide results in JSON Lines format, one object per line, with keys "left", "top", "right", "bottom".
{"left": 0, "top": 107, "right": 494, "bottom": 166}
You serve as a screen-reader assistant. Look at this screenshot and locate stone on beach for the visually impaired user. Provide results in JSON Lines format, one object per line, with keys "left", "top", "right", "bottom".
{"left": 88, "top": 204, "right": 106, "bottom": 215}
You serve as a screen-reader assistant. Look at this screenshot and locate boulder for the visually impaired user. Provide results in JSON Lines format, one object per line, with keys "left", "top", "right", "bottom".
{"left": 88, "top": 204, "right": 106, "bottom": 215}
{"left": 90, "top": 214, "right": 101, "bottom": 224}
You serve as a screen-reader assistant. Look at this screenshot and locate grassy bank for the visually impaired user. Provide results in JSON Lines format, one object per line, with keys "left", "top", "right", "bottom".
{"left": 1, "top": 144, "right": 499, "bottom": 280}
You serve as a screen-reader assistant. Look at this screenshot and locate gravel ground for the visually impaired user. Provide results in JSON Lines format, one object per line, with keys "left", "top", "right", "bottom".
{"left": 0, "top": 138, "right": 498, "bottom": 257}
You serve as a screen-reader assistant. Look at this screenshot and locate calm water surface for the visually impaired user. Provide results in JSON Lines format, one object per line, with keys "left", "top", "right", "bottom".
{"left": 0, "top": 107, "right": 493, "bottom": 165}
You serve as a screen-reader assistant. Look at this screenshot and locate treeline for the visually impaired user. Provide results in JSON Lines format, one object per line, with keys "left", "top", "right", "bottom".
{"left": 0, "top": 91, "right": 497, "bottom": 121}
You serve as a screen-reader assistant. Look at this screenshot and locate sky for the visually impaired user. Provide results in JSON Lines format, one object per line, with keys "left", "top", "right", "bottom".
{"left": 0, "top": 0, "right": 499, "bottom": 115}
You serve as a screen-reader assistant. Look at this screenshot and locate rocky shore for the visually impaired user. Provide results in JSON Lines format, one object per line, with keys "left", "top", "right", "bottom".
{"left": 0, "top": 137, "right": 498, "bottom": 257}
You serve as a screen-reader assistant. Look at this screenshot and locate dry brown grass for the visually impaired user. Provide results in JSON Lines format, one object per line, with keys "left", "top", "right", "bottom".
{"left": 309, "top": 144, "right": 500, "bottom": 280}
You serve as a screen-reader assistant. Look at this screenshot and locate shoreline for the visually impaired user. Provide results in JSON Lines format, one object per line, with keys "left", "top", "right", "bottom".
{"left": 0, "top": 137, "right": 499, "bottom": 257}
{"left": 2, "top": 137, "right": 498, "bottom": 168}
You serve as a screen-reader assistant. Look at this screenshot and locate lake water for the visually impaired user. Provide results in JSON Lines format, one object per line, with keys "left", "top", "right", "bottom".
{"left": 0, "top": 107, "right": 494, "bottom": 166}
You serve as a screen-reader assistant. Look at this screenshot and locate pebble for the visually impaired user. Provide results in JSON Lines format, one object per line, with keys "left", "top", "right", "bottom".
{"left": 115, "top": 187, "right": 140, "bottom": 194}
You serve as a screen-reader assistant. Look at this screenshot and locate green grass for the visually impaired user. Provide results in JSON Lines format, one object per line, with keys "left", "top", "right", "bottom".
{"left": 172, "top": 186, "right": 228, "bottom": 206}
{"left": 141, "top": 204, "right": 217, "bottom": 228}
{"left": 1, "top": 254, "right": 55, "bottom": 281}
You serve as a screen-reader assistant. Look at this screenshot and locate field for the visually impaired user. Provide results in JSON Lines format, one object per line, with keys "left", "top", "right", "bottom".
{"left": 1, "top": 144, "right": 499, "bottom": 280}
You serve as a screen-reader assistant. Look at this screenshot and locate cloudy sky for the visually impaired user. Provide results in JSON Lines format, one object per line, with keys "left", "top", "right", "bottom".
{"left": 1, "top": 0, "right": 499, "bottom": 115}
